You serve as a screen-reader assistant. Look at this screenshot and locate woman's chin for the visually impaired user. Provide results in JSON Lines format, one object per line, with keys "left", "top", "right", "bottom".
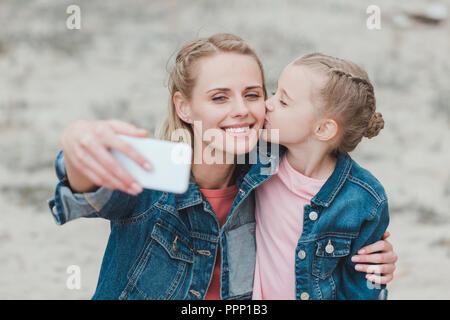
{"left": 220, "top": 134, "right": 258, "bottom": 158}
{"left": 261, "top": 129, "right": 272, "bottom": 143}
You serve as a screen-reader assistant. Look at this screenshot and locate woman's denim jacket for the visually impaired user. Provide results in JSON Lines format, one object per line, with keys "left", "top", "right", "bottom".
{"left": 48, "top": 143, "right": 388, "bottom": 300}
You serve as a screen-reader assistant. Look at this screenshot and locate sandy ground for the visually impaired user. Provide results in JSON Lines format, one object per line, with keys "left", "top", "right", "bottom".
{"left": 0, "top": 0, "right": 449, "bottom": 299}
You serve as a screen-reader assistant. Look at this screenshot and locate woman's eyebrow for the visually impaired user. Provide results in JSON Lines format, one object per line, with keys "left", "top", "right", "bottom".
{"left": 243, "top": 85, "right": 263, "bottom": 91}
{"left": 206, "top": 85, "right": 263, "bottom": 94}
{"left": 206, "top": 88, "right": 231, "bottom": 93}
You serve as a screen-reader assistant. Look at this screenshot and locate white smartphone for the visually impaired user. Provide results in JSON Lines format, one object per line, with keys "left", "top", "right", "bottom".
{"left": 111, "top": 135, "right": 192, "bottom": 194}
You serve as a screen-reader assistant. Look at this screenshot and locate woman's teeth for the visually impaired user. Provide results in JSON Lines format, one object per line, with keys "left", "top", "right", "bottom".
{"left": 224, "top": 126, "right": 250, "bottom": 133}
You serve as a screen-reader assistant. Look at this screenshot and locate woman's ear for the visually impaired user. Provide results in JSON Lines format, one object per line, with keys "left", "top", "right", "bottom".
{"left": 173, "top": 91, "right": 192, "bottom": 123}
{"left": 315, "top": 118, "right": 339, "bottom": 142}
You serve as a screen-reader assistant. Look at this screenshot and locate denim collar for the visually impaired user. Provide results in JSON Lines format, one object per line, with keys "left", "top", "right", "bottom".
{"left": 244, "top": 143, "right": 286, "bottom": 187}
{"left": 173, "top": 146, "right": 351, "bottom": 210}
{"left": 173, "top": 172, "right": 203, "bottom": 210}
{"left": 311, "top": 152, "right": 353, "bottom": 208}
{"left": 174, "top": 143, "right": 287, "bottom": 210}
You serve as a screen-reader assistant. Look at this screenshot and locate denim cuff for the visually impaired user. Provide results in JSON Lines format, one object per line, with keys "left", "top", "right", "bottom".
{"left": 48, "top": 150, "right": 114, "bottom": 225}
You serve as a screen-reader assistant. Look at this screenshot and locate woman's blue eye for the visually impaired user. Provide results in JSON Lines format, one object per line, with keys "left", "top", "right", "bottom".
{"left": 246, "top": 94, "right": 261, "bottom": 99}
{"left": 212, "top": 96, "right": 226, "bottom": 101}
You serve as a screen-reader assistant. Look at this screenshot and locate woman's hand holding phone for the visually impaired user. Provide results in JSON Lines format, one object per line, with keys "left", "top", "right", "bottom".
{"left": 60, "top": 119, "right": 152, "bottom": 195}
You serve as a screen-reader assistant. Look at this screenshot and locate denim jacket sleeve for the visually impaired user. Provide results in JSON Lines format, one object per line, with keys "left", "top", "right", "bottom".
{"left": 338, "top": 199, "right": 390, "bottom": 300}
{"left": 47, "top": 150, "right": 136, "bottom": 225}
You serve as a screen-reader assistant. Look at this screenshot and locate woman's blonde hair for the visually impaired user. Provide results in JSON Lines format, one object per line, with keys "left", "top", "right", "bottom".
{"left": 155, "top": 33, "right": 267, "bottom": 146}
{"left": 294, "top": 53, "right": 384, "bottom": 155}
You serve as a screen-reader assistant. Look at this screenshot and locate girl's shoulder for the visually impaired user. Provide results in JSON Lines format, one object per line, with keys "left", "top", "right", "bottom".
{"left": 346, "top": 156, "right": 387, "bottom": 205}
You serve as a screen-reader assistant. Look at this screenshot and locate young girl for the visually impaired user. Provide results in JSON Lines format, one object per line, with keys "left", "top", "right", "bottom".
{"left": 49, "top": 34, "right": 396, "bottom": 299}
{"left": 253, "top": 53, "right": 390, "bottom": 300}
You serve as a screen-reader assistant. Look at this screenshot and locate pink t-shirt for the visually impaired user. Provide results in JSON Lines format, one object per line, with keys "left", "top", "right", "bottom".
{"left": 253, "top": 154, "right": 326, "bottom": 300}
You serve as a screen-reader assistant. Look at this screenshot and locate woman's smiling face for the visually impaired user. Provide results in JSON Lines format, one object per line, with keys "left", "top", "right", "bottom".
{"left": 182, "top": 52, "right": 266, "bottom": 159}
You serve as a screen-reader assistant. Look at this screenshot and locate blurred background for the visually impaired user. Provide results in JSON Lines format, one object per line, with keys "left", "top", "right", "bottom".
{"left": 0, "top": 0, "right": 449, "bottom": 299}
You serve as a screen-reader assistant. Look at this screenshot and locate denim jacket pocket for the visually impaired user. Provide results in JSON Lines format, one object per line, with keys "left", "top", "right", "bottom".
{"left": 151, "top": 221, "right": 194, "bottom": 263}
{"left": 312, "top": 237, "right": 351, "bottom": 280}
{"left": 121, "top": 219, "right": 194, "bottom": 300}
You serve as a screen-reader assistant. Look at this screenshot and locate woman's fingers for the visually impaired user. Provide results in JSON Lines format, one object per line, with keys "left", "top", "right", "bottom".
{"left": 104, "top": 133, "right": 152, "bottom": 171}
{"left": 352, "top": 237, "right": 398, "bottom": 265}
{"left": 351, "top": 250, "right": 398, "bottom": 264}
{"left": 356, "top": 239, "right": 393, "bottom": 255}
{"left": 381, "top": 231, "right": 391, "bottom": 240}
{"left": 72, "top": 143, "right": 122, "bottom": 191}
{"left": 354, "top": 263, "right": 396, "bottom": 275}
{"left": 366, "top": 273, "right": 393, "bottom": 285}
{"left": 352, "top": 236, "right": 398, "bottom": 284}
{"left": 94, "top": 122, "right": 152, "bottom": 171}
{"left": 81, "top": 124, "right": 151, "bottom": 194}
{"left": 106, "top": 119, "right": 149, "bottom": 137}
{"left": 76, "top": 146, "right": 134, "bottom": 193}
{"left": 77, "top": 131, "right": 143, "bottom": 194}
{"left": 61, "top": 119, "right": 151, "bottom": 194}
{"left": 86, "top": 142, "right": 143, "bottom": 194}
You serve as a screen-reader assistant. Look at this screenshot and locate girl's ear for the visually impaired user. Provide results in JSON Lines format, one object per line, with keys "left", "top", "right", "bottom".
{"left": 173, "top": 91, "right": 192, "bottom": 123}
{"left": 315, "top": 118, "right": 339, "bottom": 142}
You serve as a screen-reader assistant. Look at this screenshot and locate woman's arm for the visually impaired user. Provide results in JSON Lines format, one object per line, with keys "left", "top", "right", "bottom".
{"left": 351, "top": 231, "right": 398, "bottom": 284}
{"left": 48, "top": 119, "right": 153, "bottom": 225}
{"left": 61, "top": 119, "right": 152, "bottom": 194}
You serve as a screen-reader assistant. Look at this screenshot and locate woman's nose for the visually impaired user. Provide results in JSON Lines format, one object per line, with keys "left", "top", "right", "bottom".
{"left": 231, "top": 97, "right": 249, "bottom": 117}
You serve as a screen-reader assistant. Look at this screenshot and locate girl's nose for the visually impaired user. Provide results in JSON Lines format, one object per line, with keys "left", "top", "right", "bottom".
{"left": 265, "top": 100, "right": 274, "bottom": 112}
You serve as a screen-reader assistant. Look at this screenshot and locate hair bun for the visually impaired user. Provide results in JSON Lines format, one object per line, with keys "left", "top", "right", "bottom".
{"left": 364, "top": 112, "right": 384, "bottom": 138}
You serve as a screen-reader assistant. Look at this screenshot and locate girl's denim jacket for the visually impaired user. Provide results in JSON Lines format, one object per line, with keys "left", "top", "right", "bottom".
{"left": 48, "top": 143, "right": 388, "bottom": 300}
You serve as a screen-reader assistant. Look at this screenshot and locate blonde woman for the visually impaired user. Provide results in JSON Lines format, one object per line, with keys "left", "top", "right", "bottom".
{"left": 49, "top": 34, "right": 397, "bottom": 300}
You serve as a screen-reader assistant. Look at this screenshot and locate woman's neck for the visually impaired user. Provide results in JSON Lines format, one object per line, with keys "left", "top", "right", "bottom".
{"left": 192, "top": 162, "right": 236, "bottom": 189}
{"left": 284, "top": 141, "right": 336, "bottom": 181}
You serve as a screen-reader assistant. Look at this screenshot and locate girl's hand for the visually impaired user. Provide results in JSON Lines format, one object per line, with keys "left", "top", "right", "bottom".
{"left": 351, "top": 231, "right": 398, "bottom": 284}
{"left": 60, "top": 119, "right": 152, "bottom": 195}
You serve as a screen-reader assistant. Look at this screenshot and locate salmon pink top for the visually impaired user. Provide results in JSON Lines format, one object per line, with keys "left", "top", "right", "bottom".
{"left": 200, "top": 184, "right": 238, "bottom": 300}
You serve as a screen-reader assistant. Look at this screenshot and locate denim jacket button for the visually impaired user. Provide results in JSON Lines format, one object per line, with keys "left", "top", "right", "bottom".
{"left": 300, "top": 292, "right": 310, "bottom": 300}
{"left": 325, "top": 240, "right": 334, "bottom": 254}
{"left": 297, "top": 250, "right": 306, "bottom": 260}
{"left": 309, "top": 211, "right": 318, "bottom": 221}
{"left": 189, "top": 289, "right": 201, "bottom": 298}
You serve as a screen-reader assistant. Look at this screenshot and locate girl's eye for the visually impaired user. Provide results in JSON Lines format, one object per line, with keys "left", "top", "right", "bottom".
{"left": 280, "top": 100, "right": 288, "bottom": 106}
{"left": 271, "top": 91, "right": 276, "bottom": 96}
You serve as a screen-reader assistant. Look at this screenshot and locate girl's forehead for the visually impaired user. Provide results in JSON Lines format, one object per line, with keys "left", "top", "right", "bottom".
{"left": 278, "top": 64, "right": 328, "bottom": 107}
{"left": 279, "top": 65, "right": 311, "bottom": 93}
{"left": 282, "top": 64, "right": 312, "bottom": 80}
